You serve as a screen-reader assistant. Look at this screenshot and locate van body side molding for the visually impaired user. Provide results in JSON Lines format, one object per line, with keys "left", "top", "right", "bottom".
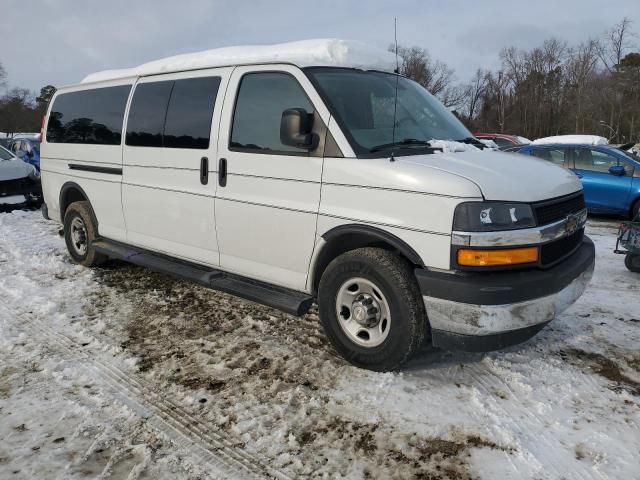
{"left": 92, "top": 239, "right": 314, "bottom": 316}
{"left": 69, "top": 164, "right": 123, "bottom": 175}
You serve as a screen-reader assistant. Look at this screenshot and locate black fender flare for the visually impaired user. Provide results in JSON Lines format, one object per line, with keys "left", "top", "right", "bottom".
{"left": 321, "top": 224, "right": 424, "bottom": 265}
{"left": 311, "top": 223, "right": 425, "bottom": 292}
{"left": 59, "top": 181, "right": 92, "bottom": 222}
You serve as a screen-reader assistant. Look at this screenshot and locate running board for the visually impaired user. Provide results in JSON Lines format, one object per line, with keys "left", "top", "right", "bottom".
{"left": 92, "top": 240, "right": 314, "bottom": 316}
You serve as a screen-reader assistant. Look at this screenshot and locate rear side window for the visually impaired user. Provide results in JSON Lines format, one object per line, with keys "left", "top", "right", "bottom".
{"left": 126, "top": 81, "right": 173, "bottom": 147}
{"left": 126, "top": 77, "right": 220, "bottom": 149}
{"left": 531, "top": 148, "right": 567, "bottom": 166}
{"left": 493, "top": 137, "right": 514, "bottom": 148}
{"left": 46, "top": 85, "right": 131, "bottom": 145}
{"left": 163, "top": 77, "right": 221, "bottom": 149}
{"left": 230, "top": 72, "right": 314, "bottom": 154}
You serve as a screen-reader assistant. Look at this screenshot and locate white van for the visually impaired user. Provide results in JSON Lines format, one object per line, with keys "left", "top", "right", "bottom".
{"left": 40, "top": 40, "right": 594, "bottom": 371}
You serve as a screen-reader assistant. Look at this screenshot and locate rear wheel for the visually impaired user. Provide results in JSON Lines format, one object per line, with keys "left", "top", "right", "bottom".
{"left": 625, "top": 254, "right": 640, "bottom": 273}
{"left": 63, "top": 201, "right": 107, "bottom": 267}
{"left": 632, "top": 199, "right": 640, "bottom": 220}
{"left": 317, "top": 247, "right": 428, "bottom": 371}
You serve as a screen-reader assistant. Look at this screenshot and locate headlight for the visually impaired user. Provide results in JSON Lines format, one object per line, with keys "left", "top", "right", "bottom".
{"left": 28, "top": 166, "right": 41, "bottom": 181}
{"left": 453, "top": 202, "right": 535, "bottom": 232}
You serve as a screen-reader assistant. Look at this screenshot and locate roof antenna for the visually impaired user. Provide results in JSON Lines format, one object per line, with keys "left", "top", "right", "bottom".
{"left": 390, "top": 17, "right": 400, "bottom": 162}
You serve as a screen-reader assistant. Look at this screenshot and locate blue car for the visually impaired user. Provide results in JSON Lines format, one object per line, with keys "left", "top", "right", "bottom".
{"left": 513, "top": 143, "right": 640, "bottom": 218}
{"left": 8, "top": 137, "right": 41, "bottom": 170}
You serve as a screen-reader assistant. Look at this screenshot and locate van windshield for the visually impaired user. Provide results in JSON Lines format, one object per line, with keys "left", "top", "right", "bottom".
{"left": 305, "top": 67, "right": 472, "bottom": 157}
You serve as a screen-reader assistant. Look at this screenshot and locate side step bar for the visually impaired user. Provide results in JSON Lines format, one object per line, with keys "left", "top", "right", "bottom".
{"left": 92, "top": 239, "right": 314, "bottom": 316}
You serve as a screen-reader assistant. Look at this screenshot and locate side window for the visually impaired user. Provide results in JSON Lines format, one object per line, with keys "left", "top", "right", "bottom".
{"left": 575, "top": 149, "right": 619, "bottom": 173}
{"left": 126, "top": 77, "right": 220, "bottom": 149}
{"left": 46, "top": 85, "right": 131, "bottom": 144}
{"left": 231, "top": 72, "right": 314, "bottom": 154}
{"left": 163, "top": 77, "right": 221, "bottom": 149}
{"left": 493, "top": 137, "right": 513, "bottom": 148}
{"left": 531, "top": 148, "right": 567, "bottom": 166}
{"left": 126, "top": 81, "right": 173, "bottom": 147}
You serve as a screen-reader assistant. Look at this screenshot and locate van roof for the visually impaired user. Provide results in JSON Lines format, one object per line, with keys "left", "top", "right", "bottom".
{"left": 81, "top": 39, "right": 397, "bottom": 84}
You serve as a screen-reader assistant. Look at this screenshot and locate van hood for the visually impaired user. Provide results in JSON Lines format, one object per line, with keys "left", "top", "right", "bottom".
{"left": 0, "top": 158, "right": 37, "bottom": 182}
{"left": 397, "top": 150, "right": 582, "bottom": 202}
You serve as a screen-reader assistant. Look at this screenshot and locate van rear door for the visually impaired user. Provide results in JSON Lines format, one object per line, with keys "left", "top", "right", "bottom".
{"left": 122, "top": 68, "right": 231, "bottom": 266}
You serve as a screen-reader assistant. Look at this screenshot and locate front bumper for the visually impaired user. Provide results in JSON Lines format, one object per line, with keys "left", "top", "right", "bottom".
{"left": 416, "top": 236, "right": 595, "bottom": 352}
{"left": 0, "top": 192, "right": 42, "bottom": 209}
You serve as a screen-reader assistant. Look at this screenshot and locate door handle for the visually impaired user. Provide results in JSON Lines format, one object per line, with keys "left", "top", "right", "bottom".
{"left": 218, "top": 158, "right": 227, "bottom": 187}
{"left": 200, "top": 157, "right": 209, "bottom": 185}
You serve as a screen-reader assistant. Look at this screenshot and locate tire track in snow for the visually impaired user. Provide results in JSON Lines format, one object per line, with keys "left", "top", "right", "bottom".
{"left": 0, "top": 302, "right": 291, "bottom": 480}
{"left": 459, "top": 361, "right": 606, "bottom": 480}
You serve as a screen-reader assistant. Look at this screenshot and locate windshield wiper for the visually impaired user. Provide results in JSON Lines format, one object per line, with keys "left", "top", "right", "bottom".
{"left": 369, "top": 138, "right": 437, "bottom": 153}
{"left": 455, "top": 137, "right": 487, "bottom": 149}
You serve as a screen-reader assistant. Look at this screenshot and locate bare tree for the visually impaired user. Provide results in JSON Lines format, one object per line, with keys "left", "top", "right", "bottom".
{"left": 462, "top": 68, "right": 487, "bottom": 121}
{"left": 598, "top": 17, "right": 635, "bottom": 72}
{"left": 566, "top": 40, "right": 600, "bottom": 132}
{"left": 0, "top": 62, "right": 6, "bottom": 90}
{"left": 392, "top": 45, "right": 457, "bottom": 98}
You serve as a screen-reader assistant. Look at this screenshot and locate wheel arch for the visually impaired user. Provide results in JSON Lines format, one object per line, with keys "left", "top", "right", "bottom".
{"left": 630, "top": 194, "right": 640, "bottom": 219}
{"left": 309, "top": 224, "right": 424, "bottom": 293}
{"left": 59, "top": 182, "right": 92, "bottom": 223}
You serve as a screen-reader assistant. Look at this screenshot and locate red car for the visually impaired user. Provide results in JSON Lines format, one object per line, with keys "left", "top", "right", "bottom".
{"left": 474, "top": 132, "right": 530, "bottom": 150}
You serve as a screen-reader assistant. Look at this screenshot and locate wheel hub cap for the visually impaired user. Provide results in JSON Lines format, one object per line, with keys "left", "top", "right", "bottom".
{"left": 335, "top": 277, "right": 391, "bottom": 348}
{"left": 70, "top": 217, "right": 88, "bottom": 256}
{"left": 352, "top": 294, "right": 380, "bottom": 327}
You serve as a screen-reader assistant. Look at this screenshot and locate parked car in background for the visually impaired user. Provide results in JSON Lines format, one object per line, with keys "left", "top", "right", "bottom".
{"left": 513, "top": 142, "right": 640, "bottom": 218}
{"left": 532, "top": 134, "right": 608, "bottom": 146}
{"left": 8, "top": 136, "right": 41, "bottom": 170}
{"left": 474, "top": 132, "right": 531, "bottom": 150}
{"left": 477, "top": 138, "right": 499, "bottom": 150}
{"left": 0, "top": 144, "right": 43, "bottom": 210}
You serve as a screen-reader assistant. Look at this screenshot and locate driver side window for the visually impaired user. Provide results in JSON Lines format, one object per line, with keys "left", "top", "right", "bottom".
{"left": 230, "top": 72, "right": 315, "bottom": 155}
{"left": 574, "top": 148, "right": 620, "bottom": 173}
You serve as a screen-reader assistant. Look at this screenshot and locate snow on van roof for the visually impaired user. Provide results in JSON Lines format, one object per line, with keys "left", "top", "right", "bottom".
{"left": 532, "top": 135, "right": 608, "bottom": 146}
{"left": 81, "top": 39, "right": 397, "bottom": 84}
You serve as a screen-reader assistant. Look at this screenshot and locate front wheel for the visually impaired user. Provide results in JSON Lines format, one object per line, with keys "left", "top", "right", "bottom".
{"left": 625, "top": 253, "right": 640, "bottom": 273}
{"left": 317, "top": 247, "right": 428, "bottom": 371}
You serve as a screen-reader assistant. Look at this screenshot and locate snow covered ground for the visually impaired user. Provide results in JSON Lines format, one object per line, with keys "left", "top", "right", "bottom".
{"left": 0, "top": 210, "right": 638, "bottom": 479}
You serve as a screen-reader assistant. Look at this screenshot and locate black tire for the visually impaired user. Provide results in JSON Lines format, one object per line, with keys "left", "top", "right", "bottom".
{"left": 63, "top": 201, "right": 107, "bottom": 267}
{"left": 317, "top": 247, "right": 428, "bottom": 371}
{"left": 625, "top": 254, "right": 640, "bottom": 273}
{"left": 632, "top": 199, "right": 640, "bottom": 221}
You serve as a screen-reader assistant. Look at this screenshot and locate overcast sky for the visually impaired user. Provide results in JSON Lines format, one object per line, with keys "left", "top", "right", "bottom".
{"left": 1, "top": 0, "right": 638, "bottom": 93}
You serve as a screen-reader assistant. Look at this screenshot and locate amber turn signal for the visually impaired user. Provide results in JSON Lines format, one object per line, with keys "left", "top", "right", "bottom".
{"left": 457, "top": 247, "right": 539, "bottom": 267}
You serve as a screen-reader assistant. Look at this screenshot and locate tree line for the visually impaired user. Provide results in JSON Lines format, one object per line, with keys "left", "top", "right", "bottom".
{"left": 1, "top": 17, "right": 639, "bottom": 143}
{"left": 395, "top": 17, "right": 640, "bottom": 143}
{"left": 0, "top": 62, "right": 55, "bottom": 136}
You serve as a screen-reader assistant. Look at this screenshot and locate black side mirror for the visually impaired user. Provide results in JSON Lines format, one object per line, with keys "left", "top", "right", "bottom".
{"left": 280, "top": 108, "right": 318, "bottom": 150}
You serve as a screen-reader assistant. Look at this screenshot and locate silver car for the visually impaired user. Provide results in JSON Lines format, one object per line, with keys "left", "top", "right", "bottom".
{"left": 0, "top": 145, "right": 42, "bottom": 210}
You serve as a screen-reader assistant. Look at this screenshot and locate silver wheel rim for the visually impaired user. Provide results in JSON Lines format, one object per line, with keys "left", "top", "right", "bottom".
{"left": 70, "top": 217, "right": 88, "bottom": 256}
{"left": 335, "top": 277, "right": 391, "bottom": 348}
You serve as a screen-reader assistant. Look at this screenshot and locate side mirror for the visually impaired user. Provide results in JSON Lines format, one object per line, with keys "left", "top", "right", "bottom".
{"left": 280, "top": 108, "right": 318, "bottom": 150}
{"left": 609, "top": 165, "right": 626, "bottom": 176}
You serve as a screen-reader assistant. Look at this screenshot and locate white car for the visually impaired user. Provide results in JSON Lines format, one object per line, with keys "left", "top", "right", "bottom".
{"left": 40, "top": 39, "right": 594, "bottom": 371}
{"left": 0, "top": 144, "right": 42, "bottom": 209}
